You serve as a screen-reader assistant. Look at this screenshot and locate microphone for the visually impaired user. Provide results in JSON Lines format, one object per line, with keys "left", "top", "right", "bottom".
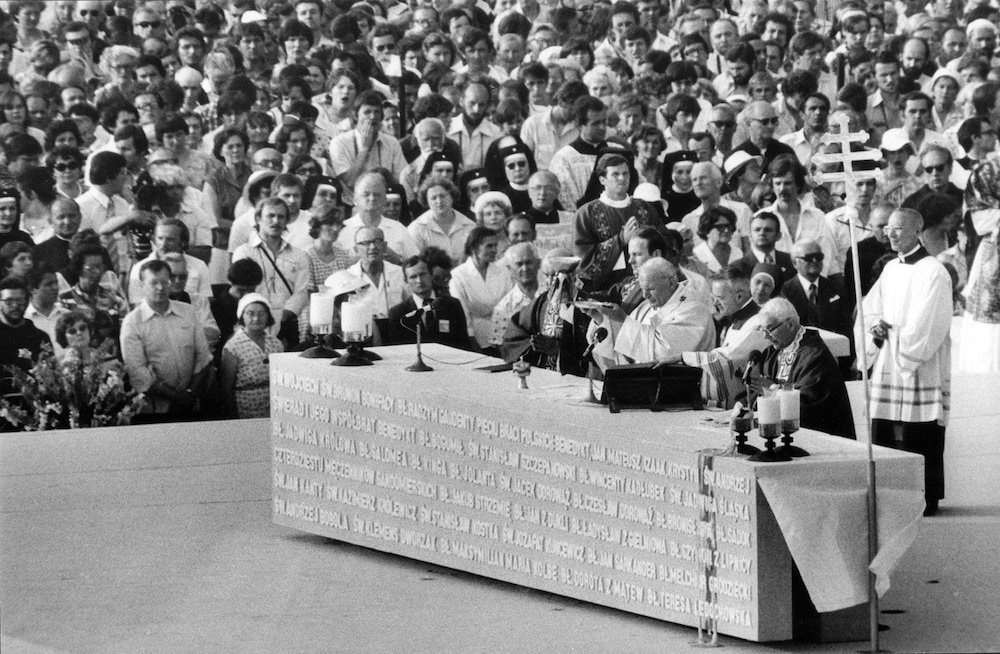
{"left": 581, "top": 326, "right": 609, "bottom": 365}
{"left": 403, "top": 298, "right": 442, "bottom": 320}
{"left": 742, "top": 350, "right": 763, "bottom": 385}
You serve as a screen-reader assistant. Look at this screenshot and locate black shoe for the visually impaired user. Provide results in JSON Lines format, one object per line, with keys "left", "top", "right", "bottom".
{"left": 923, "top": 500, "right": 939, "bottom": 516}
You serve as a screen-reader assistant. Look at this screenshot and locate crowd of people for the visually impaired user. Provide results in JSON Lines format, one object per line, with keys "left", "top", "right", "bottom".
{"left": 0, "top": 0, "right": 995, "bottom": 512}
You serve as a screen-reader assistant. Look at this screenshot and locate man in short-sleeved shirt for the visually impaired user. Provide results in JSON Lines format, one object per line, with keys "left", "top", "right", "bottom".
{"left": 328, "top": 91, "right": 407, "bottom": 205}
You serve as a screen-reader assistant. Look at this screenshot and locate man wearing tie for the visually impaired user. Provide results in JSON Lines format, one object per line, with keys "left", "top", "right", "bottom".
{"left": 730, "top": 212, "right": 795, "bottom": 284}
{"left": 384, "top": 255, "right": 471, "bottom": 351}
{"left": 780, "top": 238, "right": 850, "bottom": 339}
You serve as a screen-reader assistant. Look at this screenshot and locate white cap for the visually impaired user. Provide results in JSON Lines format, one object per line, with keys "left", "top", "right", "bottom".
{"left": 325, "top": 270, "right": 371, "bottom": 297}
{"left": 241, "top": 10, "right": 267, "bottom": 24}
{"left": 237, "top": 293, "right": 271, "bottom": 321}
{"left": 633, "top": 182, "right": 661, "bottom": 203}
{"left": 474, "top": 191, "right": 512, "bottom": 216}
{"left": 880, "top": 128, "right": 912, "bottom": 152}
{"left": 723, "top": 151, "right": 764, "bottom": 177}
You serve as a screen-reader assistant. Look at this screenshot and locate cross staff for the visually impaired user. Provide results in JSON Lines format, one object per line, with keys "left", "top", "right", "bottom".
{"left": 813, "top": 111, "right": 883, "bottom": 654}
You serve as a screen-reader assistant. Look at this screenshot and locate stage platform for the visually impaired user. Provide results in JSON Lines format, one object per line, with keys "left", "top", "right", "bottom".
{"left": 1, "top": 340, "right": 998, "bottom": 652}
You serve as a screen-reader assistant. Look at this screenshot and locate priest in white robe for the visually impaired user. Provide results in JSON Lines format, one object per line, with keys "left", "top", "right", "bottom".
{"left": 582, "top": 259, "right": 715, "bottom": 369}
{"left": 856, "top": 209, "right": 952, "bottom": 516}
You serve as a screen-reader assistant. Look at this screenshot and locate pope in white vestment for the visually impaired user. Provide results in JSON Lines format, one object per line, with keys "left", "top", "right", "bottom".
{"left": 583, "top": 260, "right": 715, "bottom": 369}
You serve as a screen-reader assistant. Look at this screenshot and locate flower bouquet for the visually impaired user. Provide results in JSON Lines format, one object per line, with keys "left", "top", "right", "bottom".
{"left": 0, "top": 345, "right": 145, "bottom": 431}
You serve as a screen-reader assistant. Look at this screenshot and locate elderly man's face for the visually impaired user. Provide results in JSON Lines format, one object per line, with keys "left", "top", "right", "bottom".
{"left": 760, "top": 312, "right": 797, "bottom": 348}
{"left": 970, "top": 27, "right": 996, "bottom": 57}
{"left": 750, "top": 274, "right": 775, "bottom": 306}
{"left": 792, "top": 242, "right": 824, "bottom": 281}
{"left": 690, "top": 166, "right": 719, "bottom": 199}
{"left": 638, "top": 268, "right": 678, "bottom": 308}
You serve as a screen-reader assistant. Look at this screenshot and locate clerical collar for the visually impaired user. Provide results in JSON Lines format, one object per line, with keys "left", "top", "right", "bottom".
{"left": 570, "top": 138, "right": 604, "bottom": 155}
{"left": 599, "top": 192, "right": 631, "bottom": 208}
{"left": 509, "top": 181, "right": 528, "bottom": 191}
{"left": 898, "top": 244, "right": 928, "bottom": 264}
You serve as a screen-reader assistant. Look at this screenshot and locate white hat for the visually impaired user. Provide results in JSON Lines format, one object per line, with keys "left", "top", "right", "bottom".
{"left": 538, "top": 45, "right": 564, "bottom": 66}
{"left": 880, "top": 128, "right": 912, "bottom": 152}
{"left": 723, "top": 151, "right": 764, "bottom": 178}
{"left": 633, "top": 182, "right": 661, "bottom": 203}
{"left": 324, "top": 270, "right": 371, "bottom": 297}
{"left": 236, "top": 293, "right": 271, "bottom": 321}
{"left": 241, "top": 10, "right": 267, "bottom": 24}
{"left": 474, "top": 191, "right": 512, "bottom": 216}
{"left": 930, "top": 68, "right": 962, "bottom": 89}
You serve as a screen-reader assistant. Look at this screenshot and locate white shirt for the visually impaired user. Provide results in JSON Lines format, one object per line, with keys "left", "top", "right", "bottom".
{"left": 336, "top": 215, "right": 418, "bottom": 264}
{"left": 126, "top": 252, "right": 212, "bottom": 306}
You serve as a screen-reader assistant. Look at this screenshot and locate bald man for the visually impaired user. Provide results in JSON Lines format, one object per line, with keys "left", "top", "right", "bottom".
{"left": 732, "top": 101, "right": 797, "bottom": 172}
{"left": 337, "top": 225, "right": 408, "bottom": 321}
{"left": 682, "top": 161, "right": 752, "bottom": 246}
{"left": 583, "top": 258, "right": 715, "bottom": 367}
{"left": 336, "top": 172, "right": 418, "bottom": 266}
{"left": 856, "top": 208, "right": 952, "bottom": 515}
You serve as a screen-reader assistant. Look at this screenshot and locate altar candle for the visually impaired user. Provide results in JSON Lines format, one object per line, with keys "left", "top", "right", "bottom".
{"left": 340, "top": 300, "right": 372, "bottom": 335}
{"left": 778, "top": 389, "right": 801, "bottom": 421}
{"left": 309, "top": 293, "right": 334, "bottom": 331}
{"left": 757, "top": 396, "right": 781, "bottom": 424}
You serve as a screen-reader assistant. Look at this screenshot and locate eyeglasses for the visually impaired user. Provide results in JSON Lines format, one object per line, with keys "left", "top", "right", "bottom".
{"left": 710, "top": 120, "right": 736, "bottom": 129}
{"left": 66, "top": 324, "right": 90, "bottom": 335}
{"left": 882, "top": 225, "right": 908, "bottom": 235}
{"left": 795, "top": 252, "right": 824, "bottom": 263}
{"left": 923, "top": 163, "right": 948, "bottom": 174}
{"left": 373, "top": 44, "right": 394, "bottom": 52}
{"left": 758, "top": 317, "right": 790, "bottom": 338}
{"left": 53, "top": 162, "right": 81, "bottom": 171}
{"left": 753, "top": 117, "right": 779, "bottom": 125}
{"left": 506, "top": 161, "right": 528, "bottom": 169}
{"left": 136, "top": 21, "right": 161, "bottom": 28}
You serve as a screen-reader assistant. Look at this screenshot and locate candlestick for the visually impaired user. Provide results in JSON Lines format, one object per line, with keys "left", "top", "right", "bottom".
{"left": 749, "top": 396, "right": 791, "bottom": 462}
{"left": 778, "top": 388, "right": 801, "bottom": 421}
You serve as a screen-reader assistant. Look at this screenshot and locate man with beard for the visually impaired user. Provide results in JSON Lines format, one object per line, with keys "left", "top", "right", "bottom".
{"left": 573, "top": 154, "right": 665, "bottom": 292}
{"left": 731, "top": 101, "right": 797, "bottom": 172}
{"left": 959, "top": 19, "right": 997, "bottom": 67}
{"left": 446, "top": 77, "right": 501, "bottom": 171}
{"left": 713, "top": 43, "right": 755, "bottom": 101}
{"left": 901, "top": 38, "right": 933, "bottom": 91}
{"left": 780, "top": 93, "right": 829, "bottom": 169}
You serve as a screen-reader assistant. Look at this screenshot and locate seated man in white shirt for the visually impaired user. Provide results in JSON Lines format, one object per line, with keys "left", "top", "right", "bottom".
{"left": 328, "top": 226, "right": 407, "bottom": 340}
{"left": 581, "top": 258, "right": 715, "bottom": 368}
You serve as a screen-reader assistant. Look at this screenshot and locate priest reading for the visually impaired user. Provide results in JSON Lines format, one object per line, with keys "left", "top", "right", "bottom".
{"left": 581, "top": 259, "right": 715, "bottom": 368}
{"left": 750, "top": 297, "right": 856, "bottom": 439}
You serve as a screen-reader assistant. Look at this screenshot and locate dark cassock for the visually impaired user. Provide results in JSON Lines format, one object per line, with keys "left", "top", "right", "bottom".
{"left": 383, "top": 295, "right": 472, "bottom": 351}
{"left": 501, "top": 273, "right": 591, "bottom": 376}
{"left": 757, "top": 327, "right": 856, "bottom": 439}
{"left": 574, "top": 196, "right": 664, "bottom": 292}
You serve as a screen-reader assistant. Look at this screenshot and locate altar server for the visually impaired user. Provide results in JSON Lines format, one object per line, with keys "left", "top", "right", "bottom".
{"left": 856, "top": 208, "right": 952, "bottom": 516}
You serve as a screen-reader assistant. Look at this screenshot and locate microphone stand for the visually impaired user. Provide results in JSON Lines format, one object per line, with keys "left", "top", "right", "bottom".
{"left": 405, "top": 307, "right": 433, "bottom": 372}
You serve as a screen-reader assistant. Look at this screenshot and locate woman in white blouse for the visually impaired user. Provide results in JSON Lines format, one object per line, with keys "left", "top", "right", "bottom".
{"left": 692, "top": 205, "right": 742, "bottom": 277}
{"left": 449, "top": 227, "right": 512, "bottom": 350}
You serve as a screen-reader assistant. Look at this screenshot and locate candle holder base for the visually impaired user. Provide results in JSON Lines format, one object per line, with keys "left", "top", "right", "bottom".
{"left": 331, "top": 342, "right": 375, "bottom": 366}
{"left": 748, "top": 423, "right": 791, "bottom": 462}
{"left": 736, "top": 441, "right": 762, "bottom": 456}
{"left": 299, "top": 344, "right": 340, "bottom": 359}
{"left": 405, "top": 354, "right": 433, "bottom": 372}
{"left": 748, "top": 446, "right": 792, "bottom": 462}
{"left": 775, "top": 423, "right": 809, "bottom": 457}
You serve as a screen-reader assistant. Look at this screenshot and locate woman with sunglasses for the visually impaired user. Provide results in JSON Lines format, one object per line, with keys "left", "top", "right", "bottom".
{"left": 47, "top": 146, "right": 87, "bottom": 200}
{"left": 693, "top": 206, "right": 742, "bottom": 276}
